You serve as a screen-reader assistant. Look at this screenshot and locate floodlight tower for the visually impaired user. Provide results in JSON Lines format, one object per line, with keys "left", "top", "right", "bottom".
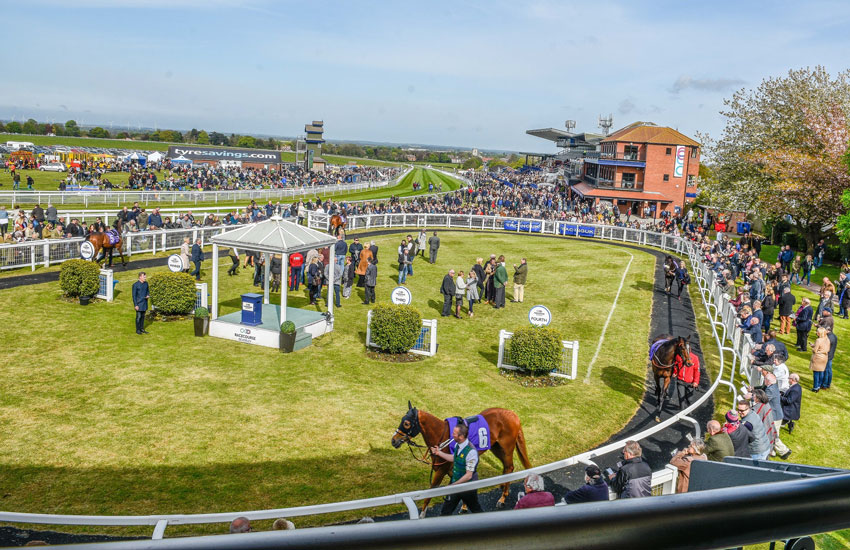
{"left": 598, "top": 114, "right": 613, "bottom": 136}
{"left": 565, "top": 120, "right": 576, "bottom": 133}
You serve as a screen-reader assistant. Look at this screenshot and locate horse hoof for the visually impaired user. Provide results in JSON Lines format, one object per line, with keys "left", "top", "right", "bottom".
{"left": 496, "top": 500, "right": 505, "bottom": 510}
{"left": 419, "top": 510, "right": 427, "bottom": 519}
{"left": 655, "top": 416, "right": 661, "bottom": 422}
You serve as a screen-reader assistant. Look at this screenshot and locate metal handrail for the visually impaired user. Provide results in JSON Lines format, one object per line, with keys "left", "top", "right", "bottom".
{"left": 0, "top": 215, "right": 751, "bottom": 540}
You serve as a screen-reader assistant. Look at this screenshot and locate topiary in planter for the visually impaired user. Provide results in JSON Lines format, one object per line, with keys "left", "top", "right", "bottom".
{"left": 509, "top": 327, "right": 563, "bottom": 375}
{"left": 149, "top": 272, "right": 197, "bottom": 315}
{"left": 369, "top": 303, "right": 422, "bottom": 354}
{"left": 59, "top": 259, "right": 100, "bottom": 298}
{"left": 281, "top": 320, "right": 296, "bottom": 334}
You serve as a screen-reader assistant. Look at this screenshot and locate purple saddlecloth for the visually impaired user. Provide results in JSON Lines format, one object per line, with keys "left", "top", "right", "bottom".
{"left": 446, "top": 415, "right": 491, "bottom": 453}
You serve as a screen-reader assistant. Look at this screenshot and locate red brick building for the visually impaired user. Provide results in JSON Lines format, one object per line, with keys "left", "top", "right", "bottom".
{"left": 573, "top": 122, "right": 700, "bottom": 217}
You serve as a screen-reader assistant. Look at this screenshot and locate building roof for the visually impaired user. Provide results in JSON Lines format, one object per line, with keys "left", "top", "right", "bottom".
{"left": 210, "top": 216, "right": 336, "bottom": 255}
{"left": 571, "top": 182, "right": 672, "bottom": 202}
{"left": 602, "top": 122, "right": 700, "bottom": 147}
{"left": 526, "top": 128, "right": 573, "bottom": 142}
{"left": 305, "top": 125, "right": 324, "bottom": 133}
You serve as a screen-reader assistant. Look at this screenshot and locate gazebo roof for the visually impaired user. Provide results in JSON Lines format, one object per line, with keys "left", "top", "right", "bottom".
{"left": 210, "top": 216, "right": 336, "bottom": 254}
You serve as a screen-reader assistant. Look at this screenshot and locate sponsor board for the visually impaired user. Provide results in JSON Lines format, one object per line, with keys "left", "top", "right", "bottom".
{"left": 167, "top": 146, "right": 281, "bottom": 163}
{"left": 80, "top": 241, "right": 95, "bottom": 260}
{"left": 391, "top": 286, "right": 413, "bottom": 305}
{"left": 167, "top": 254, "right": 185, "bottom": 272}
{"left": 528, "top": 305, "right": 552, "bottom": 327}
{"left": 674, "top": 145, "right": 686, "bottom": 178}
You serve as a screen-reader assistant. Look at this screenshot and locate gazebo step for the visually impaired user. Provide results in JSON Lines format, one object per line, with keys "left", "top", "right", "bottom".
{"left": 293, "top": 331, "right": 313, "bottom": 351}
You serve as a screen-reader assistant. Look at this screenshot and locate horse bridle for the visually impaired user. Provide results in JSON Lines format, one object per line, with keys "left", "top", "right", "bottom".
{"left": 395, "top": 411, "right": 451, "bottom": 469}
{"left": 651, "top": 338, "right": 692, "bottom": 369}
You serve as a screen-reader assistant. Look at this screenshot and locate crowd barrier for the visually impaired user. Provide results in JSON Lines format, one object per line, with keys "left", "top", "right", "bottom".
{"left": 0, "top": 178, "right": 394, "bottom": 207}
{"left": 0, "top": 214, "right": 756, "bottom": 540}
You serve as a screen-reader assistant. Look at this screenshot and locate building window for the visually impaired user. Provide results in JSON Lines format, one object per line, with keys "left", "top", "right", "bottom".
{"left": 623, "top": 145, "right": 639, "bottom": 160}
{"left": 666, "top": 147, "right": 672, "bottom": 155}
{"left": 663, "top": 174, "right": 670, "bottom": 182}
{"left": 691, "top": 147, "right": 698, "bottom": 158}
{"left": 687, "top": 175, "right": 697, "bottom": 186}
{"left": 621, "top": 173, "right": 636, "bottom": 189}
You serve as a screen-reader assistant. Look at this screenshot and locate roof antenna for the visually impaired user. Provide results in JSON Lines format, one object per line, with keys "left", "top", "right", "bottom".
{"left": 565, "top": 120, "right": 576, "bottom": 133}
{"left": 598, "top": 114, "right": 613, "bottom": 136}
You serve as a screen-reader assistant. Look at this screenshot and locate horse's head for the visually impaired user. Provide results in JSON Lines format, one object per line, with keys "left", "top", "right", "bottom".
{"left": 677, "top": 336, "right": 693, "bottom": 367}
{"left": 391, "top": 401, "right": 421, "bottom": 449}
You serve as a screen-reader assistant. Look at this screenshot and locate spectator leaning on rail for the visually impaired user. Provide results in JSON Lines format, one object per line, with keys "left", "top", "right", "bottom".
{"left": 736, "top": 399, "right": 770, "bottom": 460}
{"left": 608, "top": 440, "right": 652, "bottom": 499}
{"left": 670, "top": 438, "right": 707, "bottom": 493}
{"left": 563, "top": 465, "right": 609, "bottom": 504}
{"left": 514, "top": 473, "right": 555, "bottom": 509}
{"left": 703, "top": 420, "right": 734, "bottom": 462}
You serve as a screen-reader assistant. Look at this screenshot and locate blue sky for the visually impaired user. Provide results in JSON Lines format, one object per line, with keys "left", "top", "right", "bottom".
{"left": 3, "top": 0, "right": 850, "bottom": 152}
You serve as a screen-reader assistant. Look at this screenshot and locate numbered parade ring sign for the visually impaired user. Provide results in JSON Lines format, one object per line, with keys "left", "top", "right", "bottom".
{"left": 80, "top": 241, "right": 95, "bottom": 260}
{"left": 391, "top": 286, "right": 413, "bottom": 305}
{"left": 528, "top": 305, "right": 552, "bottom": 327}
{"left": 167, "top": 254, "right": 185, "bottom": 272}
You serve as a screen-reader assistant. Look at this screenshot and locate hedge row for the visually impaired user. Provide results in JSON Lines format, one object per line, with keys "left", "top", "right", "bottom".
{"left": 149, "top": 272, "right": 197, "bottom": 315}
{"left": 59, "top": 259, "right": 100, "bottom": 298}
{"left": 509, "top": 326, "right": 563, "bottom": 375}
{"left": 369, "top": 304, "right": 422, "bottom": 354}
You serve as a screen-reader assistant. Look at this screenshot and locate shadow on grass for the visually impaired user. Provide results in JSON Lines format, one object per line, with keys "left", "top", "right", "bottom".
{"left": 427, "top": 299, "right": 444, "bottom": 315}
{"left": 478, "top": 344, "right": 499, "bottom": 365}
{"left": 600, "top": 365, "right": 644, "bottom": 403}
{"left": 630, "top": 280, "right": 653, "bottom": 292}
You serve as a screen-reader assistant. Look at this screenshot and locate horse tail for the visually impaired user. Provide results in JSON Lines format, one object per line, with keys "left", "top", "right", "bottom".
{"left": 515, "top": 425, "right": 532, "bottom": 469}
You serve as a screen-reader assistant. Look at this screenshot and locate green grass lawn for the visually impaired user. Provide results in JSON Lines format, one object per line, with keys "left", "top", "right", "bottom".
{"left": 0, "top": 232, "right": 654, "bottom": 535}
{"left": 691, "top": 264, "right": 850, "bottom": 549}
{"left": 758, "top": 243, "right": 842, "bottom": 287}
{"left": 319, "top": 167, "right": 461, "bottom": 203}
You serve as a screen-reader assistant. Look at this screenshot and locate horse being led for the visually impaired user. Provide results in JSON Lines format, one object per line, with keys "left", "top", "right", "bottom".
{"left": 89, "top": 221, "right": 127, "bottom": 268}
{"left": 649, "top": 335, "right": 691, "bottom": 422}
{"left": 391, "top": 401, "right": 531, "bottom": 518}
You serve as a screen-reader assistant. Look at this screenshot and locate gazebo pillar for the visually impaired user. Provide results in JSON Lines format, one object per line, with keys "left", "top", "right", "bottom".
{"left": 281, "top": 253, "right": 289, "bottom": 324}
{"left": 211, "top": 244, "right": 219, "bottom": 320}
{"left": 263, "top": 251, "right": 271, "bottom": 305}
{"left": 327, "top": 245, "right": 334, "bottom": 316}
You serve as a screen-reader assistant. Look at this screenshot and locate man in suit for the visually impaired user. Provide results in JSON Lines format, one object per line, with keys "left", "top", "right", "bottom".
{"left": 440, "top": 269, "right": 456, "bottom": 317}
{"left": 190, "top": 238, "right": 204, "bottom": 281}
{"left": 132, "top": 272, "right": 150, "bottom": 335}
{"left": 781, "top": 373, "right": 802, "bottom": 433}
{"left": 428, "top": 231, "right": 440, "bottom": 264}
{"left": 493, "top": 255, "right": 508, "bottom": 309}
{"left": 369, "top": 240, "right": 379, "bottom": 264}
{"left": 363, "top": 257, "right": 377, "bottom": 304}
{"left": 777, "top": 286, "right": 796, "bottom": 334}
{"left": 794, "top": 297, "right": 813, "bottom": 351}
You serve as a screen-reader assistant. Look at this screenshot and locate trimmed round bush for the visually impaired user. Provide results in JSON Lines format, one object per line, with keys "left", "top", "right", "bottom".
{"left": 369, "top": 304, "right": 422, "bottom": 354}
{"left": 59, "top": 259, "right": 100, "bottom": 298}
{"left": 509, "top": 327, "right": 563, "bottom": 375}
{"left": 149, "top": 272, "right": 197, "bottom": 315}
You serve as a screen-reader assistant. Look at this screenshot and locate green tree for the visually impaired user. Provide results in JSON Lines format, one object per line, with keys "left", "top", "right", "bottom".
{"left": 197, "top": 130, "right": 210, "bottom": 144}
{"left": 64, "top": 120, "right": 81, "bottom": 136}
{"left": 115, "top": 132, "right": 130, "bottom": 139}
{"left": 236, "top": 135, "right": 256, "bottom": 148}
{"left": 88, "top": 127, "right": 110, "bottom": 138}
{"left": 700, "top": 66, "right": 850, "bottom": 251}
{"left": 209, "top": 132, "right": 227, "bottom": 146}
{"left": 6, "top": 121, "right": 22, "bottom": 133}
{"left": 462, "top": 157, "right": 483, "bottom": 170}
{"left": 22, "top": 118, "right": 38, "bottom": 134}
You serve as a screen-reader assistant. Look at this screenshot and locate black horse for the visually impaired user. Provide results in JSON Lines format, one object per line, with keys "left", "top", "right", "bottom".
{"left": 649, "top": 335, "right": 692, "bottom": 422}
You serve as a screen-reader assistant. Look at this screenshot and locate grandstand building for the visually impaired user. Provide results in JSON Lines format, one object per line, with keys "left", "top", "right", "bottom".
{"left": 575, "top": 122, "right": 700, "bottom": 216}
{"left": 528, "top": 121, "right": 700, "bottom": 216}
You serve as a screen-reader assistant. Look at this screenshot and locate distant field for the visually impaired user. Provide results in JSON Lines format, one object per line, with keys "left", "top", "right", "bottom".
{"left": 315, "top": 167, "right": 462, "bottom": 202}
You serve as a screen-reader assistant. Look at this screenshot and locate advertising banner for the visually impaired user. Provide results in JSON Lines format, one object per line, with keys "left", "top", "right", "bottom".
{"left": 167, "top": 146, "right": 281, "bottom": 163}
{"left": 674, "top": 145, "right": 686, "bottom": 178}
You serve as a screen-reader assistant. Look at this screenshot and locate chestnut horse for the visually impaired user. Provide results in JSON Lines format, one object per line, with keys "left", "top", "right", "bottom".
{"left": 330, "top": 214, "right": 346, "bottom": 237}
{"left": 88, "top": 221, "right": 127, "bottom": 268}
{"left": 649, "top": 335, "right": 691, "bottom": 422}
{"left": 391, "top": 402, "right": 531, "bottom": 517}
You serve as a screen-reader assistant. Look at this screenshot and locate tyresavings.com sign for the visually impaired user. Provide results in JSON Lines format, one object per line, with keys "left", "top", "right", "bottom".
{"left": 167, "top": 146, "right": 282, "bottom": 163}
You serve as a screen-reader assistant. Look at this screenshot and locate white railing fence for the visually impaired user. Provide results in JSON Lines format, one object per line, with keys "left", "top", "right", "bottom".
{"left": 365, "top": 309, "right": 438, "bottom": 357}
{"left": 97, "top": 269, "right": 115, "bottom": 302}
{"left": 0, "top": 179, "right": 393, "bottom": 207}
{"left": 0, "top": 214, "right": 756, "bottom": 540}
{"left": 497, "top": 329, "right": 579, "bottom": 379}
